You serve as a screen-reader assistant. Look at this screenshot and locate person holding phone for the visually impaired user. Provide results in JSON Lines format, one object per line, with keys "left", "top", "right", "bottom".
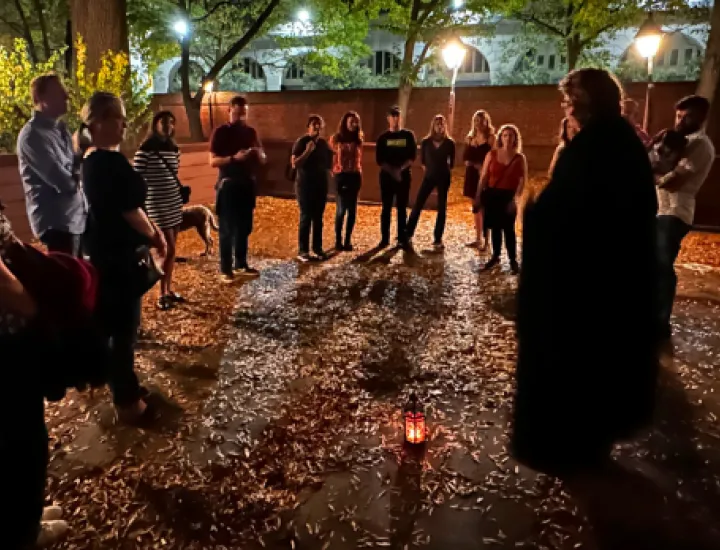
{"left": 292, "top": 114, "right": 332, "bottom": 262}
{"left": 209, "top": 95, "right": 266, "bottom": 283}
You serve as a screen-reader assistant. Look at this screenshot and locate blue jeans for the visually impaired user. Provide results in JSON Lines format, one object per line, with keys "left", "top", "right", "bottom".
{"left": 657, "top": 215, "right": 691, "bottom": 336}
{"left": 406, "top": 174, "right": 450, "bottom": 243}
{"left": 217, "top": 178, "right": 255, "bottom": 273}
{"left": 335, "top": 172, "right": 361, "bottom": 246}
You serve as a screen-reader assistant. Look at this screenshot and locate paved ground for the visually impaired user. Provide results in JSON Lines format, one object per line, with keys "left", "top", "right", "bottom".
{"left": 46, "top": 195, "right": 720, "bottom": 549}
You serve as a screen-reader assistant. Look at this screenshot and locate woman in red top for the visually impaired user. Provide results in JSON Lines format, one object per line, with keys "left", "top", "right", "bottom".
{"left": 478, "top": 124, "right": 527, "bottom": 274}
{"left": 329, "top": 111, "right": 363, "bottom": 251}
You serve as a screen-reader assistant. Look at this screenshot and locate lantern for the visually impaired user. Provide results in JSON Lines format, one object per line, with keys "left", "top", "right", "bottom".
{"left": 404, "top": 393, "right": 427, "bottom": 444}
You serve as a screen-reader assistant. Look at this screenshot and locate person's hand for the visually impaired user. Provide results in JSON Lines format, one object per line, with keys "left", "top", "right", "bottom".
{"left": 305, "top": 140, "right": 316, "bottom": 154}
{"left": 392, "top": 168, "right": 402, "bottom": 182}
{"left": 254, "top": 147, "right": 267, "bottom": 164}
{"left": 464, "top": 161, "right": 472, "bottom": 167}
{"left": 233, "top": 149, "right": 250, "bottom": 161}
{"left": 152, "top": 230, "right": 167, "bottom": 260}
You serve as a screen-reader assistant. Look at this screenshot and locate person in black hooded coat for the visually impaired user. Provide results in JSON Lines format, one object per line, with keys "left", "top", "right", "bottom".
{"left": 511, "top": 68, "right": 660, "bottom": 476}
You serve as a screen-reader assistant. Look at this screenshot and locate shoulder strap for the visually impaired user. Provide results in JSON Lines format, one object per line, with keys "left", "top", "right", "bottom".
{"left": 152, "top": 151, "right": 183, "bottom": 192}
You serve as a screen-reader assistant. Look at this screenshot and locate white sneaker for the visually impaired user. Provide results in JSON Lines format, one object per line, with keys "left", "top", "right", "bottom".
{"left": 41, "top": 506, "right": 63, "bottom": 521}
{"left": 36, "top": 520, "right": 69, "bottom": 547}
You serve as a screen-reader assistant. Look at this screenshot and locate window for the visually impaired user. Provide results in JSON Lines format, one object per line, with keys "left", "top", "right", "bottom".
{"left": 369, "top": 50, "right": 400, "bottom": 75}
{"left": 656, "top": 52, "right": 665, "bottom": 67}
{"left": 669, "top": 49, "right": 679, "bottom": 66}
{"left": 458, "top": 47, "right": 490, "bottom": 74}
{"left": 537, "top": 55, "right": 545, "bottom": 66}
{"left": 285, "top": 62, "right": 304, "bottom": 80}
{"left": 684, "top": 48, "right": 694, "bottom": 64}
{"left": 548, "top": 54, "right": 556, "bottom": 70}
{"left": 236, "top": 57, "right": 265, "bottom": 79}
{"left": 560, "top": 55, "right": 567, "bottom": 66}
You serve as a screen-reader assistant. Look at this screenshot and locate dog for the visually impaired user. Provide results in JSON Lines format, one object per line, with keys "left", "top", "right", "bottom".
{"left": 178, "top": 204, "right": 219, "bottom": 256}
{"left": 649, "top": 129, "right": 687, "bottom": 176}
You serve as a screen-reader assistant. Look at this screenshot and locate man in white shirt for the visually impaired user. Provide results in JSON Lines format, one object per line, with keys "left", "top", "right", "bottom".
{"left": 656, "top": 95, "right": 715, "bottom": 340}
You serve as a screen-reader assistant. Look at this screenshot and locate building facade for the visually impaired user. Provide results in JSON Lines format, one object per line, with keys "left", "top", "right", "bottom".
{"left": 151, "top": 16, "right": 708, "bottom": 94}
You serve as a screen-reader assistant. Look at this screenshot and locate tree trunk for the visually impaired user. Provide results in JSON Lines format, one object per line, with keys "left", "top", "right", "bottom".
{"left": 397, "top": 36, "right": 417, "bottom": 123}
{"left": 70, "top": 0, "right": 129, "bottom": 73}
{"left": 180, "top": 35, "right": 206, "bottom": 142}
{"left": 566, "top": 34, "right": 582, "bottom": 70}
{"left": 185, "top": 99, "right": 205, "bottom": 143}
{"left": 31, "top": 0, "right": 51, "bottom": 60}
{"left": 13, "top": 0, "right": 37, "bottom": 63}
{"left": 64, "top": 19, "right": 73, "bottom": 74}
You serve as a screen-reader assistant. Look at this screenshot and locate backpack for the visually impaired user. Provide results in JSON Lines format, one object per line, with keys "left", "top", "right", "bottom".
{"left": 3, "top": 241, "right": 109, "bottom": 400}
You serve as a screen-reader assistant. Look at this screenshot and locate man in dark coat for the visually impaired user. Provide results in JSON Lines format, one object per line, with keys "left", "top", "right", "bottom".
{"left": 511, "top": 68, "right": 660, "bottom": 476}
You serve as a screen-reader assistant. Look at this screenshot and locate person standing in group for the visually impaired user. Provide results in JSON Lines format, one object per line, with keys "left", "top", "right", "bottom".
{"left": 463, "top": 110, "right": 495, "bottom": 250}
{"left": 292, "top": 115, "right": 332, "bottom": 262}
{"left": 477, "top": 124, "right": 527, "bottom": 274}
{"left": 513, "top": 69, "right": 659, "bottom": 476}
{"left": 81, "top": 92, "right": 167, "bottom": 424}
{"left": 133, "top": 111, "right": 185, "bottom": 310}
{"left": 656, "top": 95, "right": 715, "bottom": 342}
{"left": 209, "top": 96, "right": 266, "bottom": 282}
{"left": 406, "top": 114, "right": 456, "bottom": 249}
{"left": 621, "top": 98, "right": 651, "bottom": 146}
{"left": 547, "top": 117, "right": 578, "bottom": 176}
{"left": 329, "top": 111, "right": 364, "bottom": 252}
{"left": 375, "top": 106, "right": 417, "bottom": 249}
{"left": 17, "top": 73, "right": 86, "bottom": 256}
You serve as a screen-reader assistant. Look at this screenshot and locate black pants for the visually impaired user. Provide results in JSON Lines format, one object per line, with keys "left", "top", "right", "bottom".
{"left": 296, "top": 178, "right": 328, "bottom": 254}
{"left": 40, "top": 229, "right": 83, "bottom": 257}
{"left": 406, "top": 174, "right": 450, "bottom": 243}
{"left": 97, "top": 286, "right": 143, "bottom": 407}
{"left": 217, "top": 178, "right": 255, "bottom": 273}
{"left": 484, "top": 188, "right": 517, "bottom": 262}
{"left": 335, "top": 172, "right": 361, "bottom": 246}
{"left": 380, "top": 170, "right": 411, "bottom": 244}
{"left": 1, "top": 335, "right": 48, "bottom": 549}
{"left": 657, "top": 214, "right": 691, "bottom": 335}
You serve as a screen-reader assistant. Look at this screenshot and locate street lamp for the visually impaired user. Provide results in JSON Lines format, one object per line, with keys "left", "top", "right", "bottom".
{"left": 634, "top": 12, "right": 663, "bottom": 133}
{"left": 442, "top": 40, "right": 466, "bottom": 137}
{"left": 204, "top": 81, "right": 215, "bottom": 131}
{"left": 297, "top": 9, "right": 310, "bottom": 22}
{"left": 173, "top": 19, "right": 189, "bottom": 39}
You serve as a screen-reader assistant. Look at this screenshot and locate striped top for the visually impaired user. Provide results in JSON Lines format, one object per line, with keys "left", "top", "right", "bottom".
{"left": 133, "top": 137, "right": 183, "bottom": 229}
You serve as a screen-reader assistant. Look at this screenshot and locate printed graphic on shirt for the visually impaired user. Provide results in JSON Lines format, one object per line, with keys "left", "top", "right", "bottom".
{"left": 386, "top": 139, "right": 408, "bottom": 147}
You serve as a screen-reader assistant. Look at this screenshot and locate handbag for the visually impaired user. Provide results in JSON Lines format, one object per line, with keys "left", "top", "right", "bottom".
{"left": 129, "top": 245, "right": 164, "bottom": 298}
{"left": 154, "top": 151, "right": 191, "bottom": 204}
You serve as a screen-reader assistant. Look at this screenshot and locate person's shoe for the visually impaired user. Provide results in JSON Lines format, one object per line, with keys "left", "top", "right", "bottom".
{"left": 378, "top": 239, "right": 390, "bottom": 249}
{"left": 297, "top": 253, "right": 312, "bottom": 263}
{"left": 167, "top": 292, "right": 186, "bottom": 303}
{"left": 313, "top": 250, "right": 330, "bottom": 261}
{"left": 343, "top": 243, "right": 354, "bottom": 252}
{"left": 42, "top": 506, "right": 63, "bottom": 522}
{"left": 335, "top": 241, "right": 343, "bottom": 251}
{"left": 510, "top": 260, "right": 520, "bottom": 275}
{"left": 116, "top": 399, "right": 157, "bottom": 426}
{"left": 236, "top": 266, "right": 260, "bottom": 277}
{"left": 482, "top": 257, "right": 500, "bottom": 271}
{"left": 464, "top": 240, "right": 478, "bottom": 248}
{"left": 398, "top": 239, "right": 411, "bottom": 251}
{"left": 157, "top": 295, "right": 174, "bottom": 311}
{"left": 432, "top": 241, "right": 445, "bottom": 250}
{"left": 36, "top": 520, "right": 69, "bottom": 548}
{"left": 220, "top": 271, "right": 234, "bottom": 284}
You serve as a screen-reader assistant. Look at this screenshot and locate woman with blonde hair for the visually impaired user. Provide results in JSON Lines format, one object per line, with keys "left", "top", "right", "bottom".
{"left": 464, "top": 109, "right": 495, "bottom": 250}
{"left": 406, "top": 114, "right": 455, "bottom": 248}
{"left": 477, "top": 123, "right": 527, "bottom": 274}
{"left": 80, "top": 91, "right": 166, "bottom": 423}
{"left": 547, "top": 116, "right": 578, "bottom": 176}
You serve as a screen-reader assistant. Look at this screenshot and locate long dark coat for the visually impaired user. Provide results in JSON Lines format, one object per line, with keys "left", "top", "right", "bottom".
{"left": 511, "top": 114, "right": 660, "bottom": 474}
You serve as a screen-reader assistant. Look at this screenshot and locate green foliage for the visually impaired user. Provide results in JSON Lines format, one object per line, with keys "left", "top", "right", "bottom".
{"left": 127, "top": 0, "right": 180, "bottom": 74}
{"left": 615, "top": 53, "right": 704, "bottom": 83}
{"left": 0, "top": 38, "right": 61, "bottom": 151}
{"left": 0, "top": 37, "right": 151, "bottom": 153}
{"left": 0, "top": 0, "right": 68, "bottom": 61}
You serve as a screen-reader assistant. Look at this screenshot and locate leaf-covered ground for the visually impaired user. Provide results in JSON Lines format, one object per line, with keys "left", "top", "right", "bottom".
{"left": 45, "top": 181, "right": 720, "bottom": 549}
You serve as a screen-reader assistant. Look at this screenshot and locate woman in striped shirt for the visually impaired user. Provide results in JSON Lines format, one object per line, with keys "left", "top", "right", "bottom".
{"left": 134, "top": 111, "right": 184, "bottom": 310}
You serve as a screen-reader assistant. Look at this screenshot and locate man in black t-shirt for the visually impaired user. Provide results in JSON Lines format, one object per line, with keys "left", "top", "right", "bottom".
{"left": 375, "top": 106, "right": 417, "bottom": 248}
{"left": 209, "top": 96, "right": 266, "bottom": 282}
{"left": 291, "top": 114, "right": 332, "bottom": 261}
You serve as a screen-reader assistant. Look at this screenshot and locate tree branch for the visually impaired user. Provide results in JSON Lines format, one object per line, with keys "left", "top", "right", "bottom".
{"left": 192, "top": 0, "right": 251, "bottom": 23}
{"left": 31, "top": 0, "right": 51, "bottom": 61}
{"left": 518, "top": 13, "right": 566, "bottom": 38}
{"left": 192, "top": 0, "right": 281, "bottom": 105}
{"left": 12, "top": 0, "right": 38, "bottom": 62}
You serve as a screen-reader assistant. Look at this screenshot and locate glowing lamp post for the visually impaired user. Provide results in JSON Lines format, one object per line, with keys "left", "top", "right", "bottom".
{"left": 442, "top": 41, "right": 466, "bottom": 139}
{"left": 404, "top": 393, "right": 427, "bottom": 445}
{"left": 204, "top": 81, "right": 215, "bottom": 131}
{"left": 634, "top": 13, "right": 663, "bottom": 133}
